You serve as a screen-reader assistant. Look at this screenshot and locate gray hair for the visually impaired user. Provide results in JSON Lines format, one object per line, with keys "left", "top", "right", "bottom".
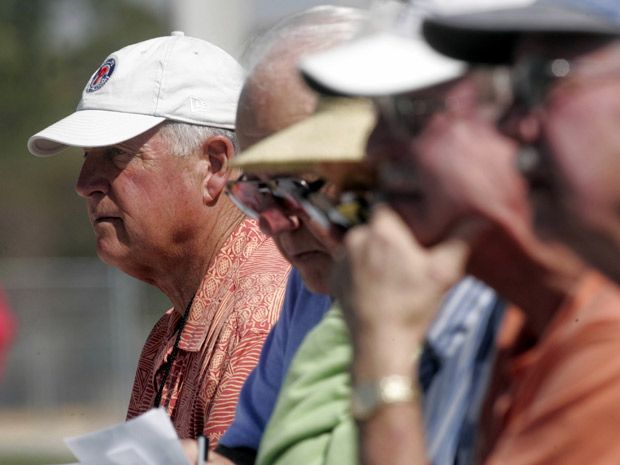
{"left": 241, "top": 5, "right": 368, "bottom": 76}
{"left": 158, "top": 121, "right": 238, "bottom": 157}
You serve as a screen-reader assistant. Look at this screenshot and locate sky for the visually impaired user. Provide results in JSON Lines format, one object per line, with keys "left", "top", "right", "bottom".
{"left": 46, "top": 0, "right": 535, "bottom": 58}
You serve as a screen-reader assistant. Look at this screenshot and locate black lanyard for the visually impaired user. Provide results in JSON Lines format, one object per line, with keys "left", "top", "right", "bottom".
{"left": 153, "top": 293, "right": 196, "bottom": 409}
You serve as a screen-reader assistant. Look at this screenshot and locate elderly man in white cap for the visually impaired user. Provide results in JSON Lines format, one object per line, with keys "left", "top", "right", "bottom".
{"left": 27, "top": 32, "right": 290, "bottom": 447}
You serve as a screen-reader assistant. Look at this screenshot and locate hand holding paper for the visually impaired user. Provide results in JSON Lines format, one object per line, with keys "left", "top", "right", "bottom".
{"left": 50, "top": 408, "right": 190, "bottom": 465}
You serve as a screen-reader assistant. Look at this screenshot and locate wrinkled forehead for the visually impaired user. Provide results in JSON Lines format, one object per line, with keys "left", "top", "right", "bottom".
{"left": 516, "top": 33, "right": 620, "bottom": 62}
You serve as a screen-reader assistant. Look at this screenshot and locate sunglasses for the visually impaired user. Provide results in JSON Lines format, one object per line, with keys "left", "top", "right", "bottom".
{"left": 307, "top": 188, "right": 374, "bottom": 231}
{"left": 375, "top": 94, "right": 452, "bottom": 137}
{"left": 226, "top": 174, "right": 323, "bottom": 216}
{"left": 226, "top": 174, "right": 373, "bottom": 232}
{"left": 510, "top": 55, "right": 620, "bottom": 111}
{"left": 510, "top": 57, "right": 572, "bottom": 110}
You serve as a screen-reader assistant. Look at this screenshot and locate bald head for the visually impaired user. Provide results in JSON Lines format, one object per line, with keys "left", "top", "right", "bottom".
{"left": 236, "top": 6, "right": 366, "bottom": 150}
{"left": 236, "top": 40, "right": 318, "bottom": 149}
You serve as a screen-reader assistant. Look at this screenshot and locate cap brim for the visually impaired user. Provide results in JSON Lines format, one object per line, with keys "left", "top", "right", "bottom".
{"left": 28, "top": 109, "right": 166, "bottom": 157}
{"left": 299, "top": 32, "right": 465, "bottom": 97}
{"left": 231, "top": 98, "right": 375, "bottom": 174}
{"left": 423, "top": 3, "right": 620, "bottom": 65}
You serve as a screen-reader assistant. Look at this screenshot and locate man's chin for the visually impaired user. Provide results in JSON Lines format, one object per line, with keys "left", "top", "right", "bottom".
{"left": 95, "top": 240, "right": 126, "bottom": 268}
{"left": 563, "top": 224, "right": 620, "bottom": 285}
{"left": 300, "top": 277, "right": 332, "bottom": 296}
{"left": 95, "top": 248, "right": 118, "bottom": 268}
{"left": 295, "top": 259, "right": 334, "bottom": 296}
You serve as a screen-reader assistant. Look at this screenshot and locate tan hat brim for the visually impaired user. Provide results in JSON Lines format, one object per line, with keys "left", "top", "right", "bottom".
{"left": 232, "top": 98, "right": 376, "bottom": 175}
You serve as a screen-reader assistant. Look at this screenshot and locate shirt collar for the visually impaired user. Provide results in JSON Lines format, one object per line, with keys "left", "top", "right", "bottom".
{"left": 177, "top": 218, "right": 269, "bottom": 352}
{"left": 425, "top": 277, "right": 498, "bottom": 362}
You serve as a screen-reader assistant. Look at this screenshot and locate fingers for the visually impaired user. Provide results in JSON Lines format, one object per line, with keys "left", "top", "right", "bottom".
{"left": 180, "top": 438, "right": 198, "bottom": 464}
{"left": 207, "top": 451, "right": 236, "bottom": 465}
{"left": 338, "top": 203, "right": 471, "bottom": 295}
{"left": 333, "top": 204, "right": 471, "bottom": 342}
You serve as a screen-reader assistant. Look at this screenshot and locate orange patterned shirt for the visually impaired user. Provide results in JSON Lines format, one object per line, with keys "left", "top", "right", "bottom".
{"left": 126, "top": 218, "right": 290, "bottom": 446}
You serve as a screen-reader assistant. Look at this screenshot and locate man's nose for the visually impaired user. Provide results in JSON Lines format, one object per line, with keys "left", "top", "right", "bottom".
{"left": 258, "top": 208, "right": 301, "bottom": 236}
{"left": 75, "top": 153, "right": 110, "bottom": 198}
{"left": 499, "top": 103, "right": 542, "bottom": 146}
{"left": 366, "top": 115, "right": 404, "bottom": 164}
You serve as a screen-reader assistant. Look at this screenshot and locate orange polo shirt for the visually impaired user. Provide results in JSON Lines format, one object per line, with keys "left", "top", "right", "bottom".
{"left": 480, "top": 271, "right": 620, "bottom": 465}
{"left": 126, "top": 218, "right": 290, "bottom": 446}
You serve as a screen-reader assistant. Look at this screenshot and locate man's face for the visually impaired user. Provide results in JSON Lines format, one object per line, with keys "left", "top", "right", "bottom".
{"left": 227, "top": 171, "right": 340, "bottom": 295}
{"left": 367, "top": 76, "right": 525, "bottom": 249}
{"left": 235, "top": 82, "right": 338, "bottom": 295}
{"left": 259, "top": 174, "right": 340, "bottom": 295}
{"left": 75, "top": 126, "right": 206, "bottom": 279}
{"left": 505, "top": 36, "right": 620, "bottom": 281}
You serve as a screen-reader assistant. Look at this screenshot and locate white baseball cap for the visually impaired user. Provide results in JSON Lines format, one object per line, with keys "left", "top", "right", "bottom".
{"left": 28, "top": 31, "right": 244, "bottom": 157}
{"left": 299, "top": 2, "right": 465, "bottom": 97}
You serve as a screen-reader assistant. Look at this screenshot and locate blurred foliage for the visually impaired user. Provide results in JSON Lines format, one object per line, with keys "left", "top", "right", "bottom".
{"left": 0, "top": 452, "right": 75, "bottom": 465}
{"left": 0, "top": 0, "right": 169, "bottom": 257}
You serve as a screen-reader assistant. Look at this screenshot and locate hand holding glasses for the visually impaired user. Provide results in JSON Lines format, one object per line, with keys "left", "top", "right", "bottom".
{"left": 226, "top": 174, "right": 373, "bottom": 233}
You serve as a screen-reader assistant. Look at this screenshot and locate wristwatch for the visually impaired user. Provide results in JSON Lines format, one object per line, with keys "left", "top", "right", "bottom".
{"left": 351, "top": 374, "right": 418, "bottom": 421}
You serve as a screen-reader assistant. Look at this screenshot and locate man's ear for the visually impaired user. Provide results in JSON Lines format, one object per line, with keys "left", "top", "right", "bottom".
{"left": 201, "top": 135, "right": 235, "bottom": 206}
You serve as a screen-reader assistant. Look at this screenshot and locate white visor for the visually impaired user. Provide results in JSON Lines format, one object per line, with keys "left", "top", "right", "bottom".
{"left": 300, "top": 32, "right": 465, "bottom": 97}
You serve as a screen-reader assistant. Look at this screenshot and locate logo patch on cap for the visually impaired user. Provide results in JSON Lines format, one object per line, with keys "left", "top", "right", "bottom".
{"left": 86, "top": 58, "right": 116, "bottom": 93}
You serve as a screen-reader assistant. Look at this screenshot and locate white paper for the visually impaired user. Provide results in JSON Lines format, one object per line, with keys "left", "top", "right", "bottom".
{"left": 48, "top": 408, "right": 190, "bottom": 465}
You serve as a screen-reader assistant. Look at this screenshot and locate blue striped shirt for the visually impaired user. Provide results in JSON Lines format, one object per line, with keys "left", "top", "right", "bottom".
{"left": 421, "top": 276, "right": 505, "bottom": 465}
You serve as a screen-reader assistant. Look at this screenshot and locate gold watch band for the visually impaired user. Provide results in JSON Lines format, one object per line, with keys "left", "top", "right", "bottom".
{"left": 351, "top": 374, "right": 418, "bottom": 421}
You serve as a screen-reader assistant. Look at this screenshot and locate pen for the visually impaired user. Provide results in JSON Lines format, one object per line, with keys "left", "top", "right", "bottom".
{"left": 197, "top": 435, "right": 208, "bottom": 465}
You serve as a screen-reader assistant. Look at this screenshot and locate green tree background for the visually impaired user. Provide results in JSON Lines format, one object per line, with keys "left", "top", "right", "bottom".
{"left": 0, "top": 0, "right": 168, "bottom": 259}
{"left": 1, "top": 5, "right": 170, "bottom": 463}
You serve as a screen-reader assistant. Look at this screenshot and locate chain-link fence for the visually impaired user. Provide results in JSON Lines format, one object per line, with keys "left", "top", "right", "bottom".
{"left": 0, "top": 257, "right": 169, "bottom": 462}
